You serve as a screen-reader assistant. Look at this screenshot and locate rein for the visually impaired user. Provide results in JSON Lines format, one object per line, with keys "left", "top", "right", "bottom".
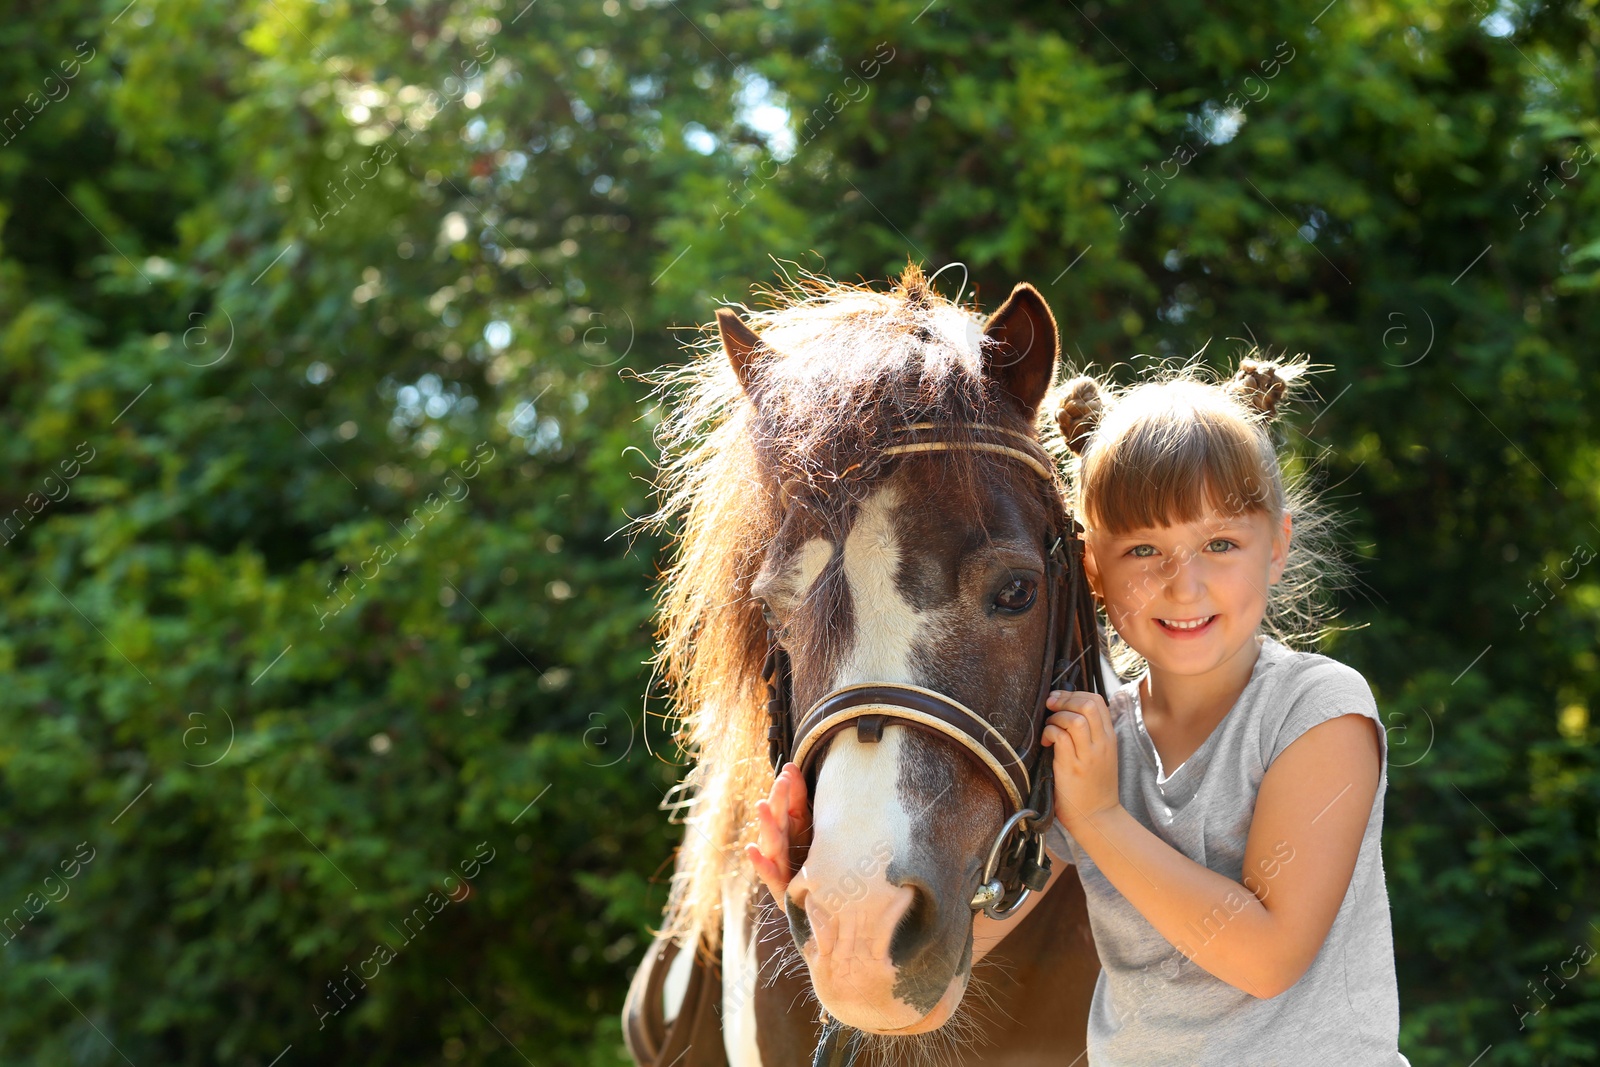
{"left": 761, "top": 420, "right": 1110, "bottom": 925}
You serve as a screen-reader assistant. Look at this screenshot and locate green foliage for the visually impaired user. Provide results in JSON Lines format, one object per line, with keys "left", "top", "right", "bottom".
{"left": 0, "top": 0, "right": 1596, "bottom": 1064}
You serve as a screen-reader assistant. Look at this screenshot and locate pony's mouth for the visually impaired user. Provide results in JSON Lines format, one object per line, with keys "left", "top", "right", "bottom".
{"left": 858, "top": 972, "right": 968, "bottom": 1036}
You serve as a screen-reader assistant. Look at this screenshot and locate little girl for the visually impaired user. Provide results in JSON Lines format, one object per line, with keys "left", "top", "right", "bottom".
{"left": 1035, "top": 359, "right": 1410, "bottom": 1064}
{"left": 750, "top": 357, "right": 1409, "bottom": 1064}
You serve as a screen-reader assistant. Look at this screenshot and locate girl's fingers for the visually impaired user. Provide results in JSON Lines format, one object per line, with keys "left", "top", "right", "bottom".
{"left": 781, "top": 763, "right": 808, "bottom": 821}
{"left": 1046, "top": 694, "right": 1108, "bottom": 747}
{"left": 1093, "top": 694, "right": 1115, "bottom": 743}
{"left": 773, "top": 767, "right": 789, "bottom": 825}
{"left": 1042, "top": 719, "right": 1086, "bottom": 760}
{"left": 769, "top": 778, "right": 788, "bottom": 837}
{"left": 793, "top": 808, "right": 812, "bottom": 848}
{"left": 1046, "top": 709, "right": 1093, "bottom": 742}
{"left": 779, "top": 763, "right": 812, "bottom": 844}
{"left": 755, "top": 799, "right": 786, "bottom": 874}
{"left": 751, "top": 765, "right": 814, "bottom": 900}
{"left": 746, "top": 843, "right": 786, "bottom": 899}
{"left": 1074, "top": 699, "right": 1103, "bottom": 748}
{"left": 777, "top": 764, "right": 800, "bottom": 812}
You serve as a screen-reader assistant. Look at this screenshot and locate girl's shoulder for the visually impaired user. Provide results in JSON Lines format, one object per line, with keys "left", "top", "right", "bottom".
{"left": 1257, "top": 636, "right": 1378, "bottom": 712}
{"left": 1253, "top": 636, "right": 1384, "bottom": 770}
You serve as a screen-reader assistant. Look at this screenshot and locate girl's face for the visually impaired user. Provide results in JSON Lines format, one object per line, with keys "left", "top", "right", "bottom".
{"left": 1082, "top": 501, "right": 1291, "bottom": 676}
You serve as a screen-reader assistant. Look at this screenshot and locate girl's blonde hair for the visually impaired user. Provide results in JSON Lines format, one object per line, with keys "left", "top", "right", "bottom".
{"left": 1049, "top": 353, "right": 1356, "bottom": 679}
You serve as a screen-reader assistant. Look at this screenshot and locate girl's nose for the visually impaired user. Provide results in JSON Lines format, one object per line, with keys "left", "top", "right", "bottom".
{"left": 1163, "top": 551, "right": 1205, "bottom": 601}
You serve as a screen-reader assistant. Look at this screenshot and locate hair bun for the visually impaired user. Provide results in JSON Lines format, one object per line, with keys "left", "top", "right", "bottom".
{"left": 1225, "top": 358, "right": 1299, "bottom": 422}
{"left": 1056, "top": 376, "right": 1105, "bottom": 456}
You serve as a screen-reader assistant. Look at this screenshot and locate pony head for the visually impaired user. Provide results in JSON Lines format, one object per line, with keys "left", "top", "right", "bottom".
{"left": 650, "top": 264, "right": 1067, "bottom": 1038}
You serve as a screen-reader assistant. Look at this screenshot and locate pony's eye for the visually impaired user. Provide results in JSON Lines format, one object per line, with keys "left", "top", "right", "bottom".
{"left": 994, "top": 577, "right": 1037, "bottom": 614}
{"left": 758, "top": 599, "right": 780, "bottom": 629}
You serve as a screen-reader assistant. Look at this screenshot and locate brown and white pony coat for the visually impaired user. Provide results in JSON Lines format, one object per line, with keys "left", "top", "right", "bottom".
{"left": 634, "top": 266, "right": 1112, "bottom": 1065}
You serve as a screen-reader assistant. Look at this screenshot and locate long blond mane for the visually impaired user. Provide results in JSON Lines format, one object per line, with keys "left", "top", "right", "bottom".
{"left": 638, "top": 264, "right": 1052, "bottom": 957}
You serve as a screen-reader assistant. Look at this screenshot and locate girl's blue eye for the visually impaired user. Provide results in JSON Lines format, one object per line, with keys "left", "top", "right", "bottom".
{"left": 1127, "top": 540, "right": 1235, "bottom": 557}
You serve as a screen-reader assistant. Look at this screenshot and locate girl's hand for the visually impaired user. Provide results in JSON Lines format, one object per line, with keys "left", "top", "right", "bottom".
{"left": 1041, "top": 690, "right": 1121, "bottom": 833}
{"left": 745, "top": 761, "right": 812, "bottom": 904}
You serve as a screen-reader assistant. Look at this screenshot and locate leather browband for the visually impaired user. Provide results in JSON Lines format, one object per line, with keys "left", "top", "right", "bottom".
{"left": 879, "top": 441, "right": 1055, "bottom": 483}
{"left": 884, "top": 421, "right": 1056, "bottom": 483}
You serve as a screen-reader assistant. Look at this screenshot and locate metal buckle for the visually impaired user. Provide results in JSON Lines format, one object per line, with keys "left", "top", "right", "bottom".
{"left": 969, "top": 806, "right": 1050, "bottom": 919}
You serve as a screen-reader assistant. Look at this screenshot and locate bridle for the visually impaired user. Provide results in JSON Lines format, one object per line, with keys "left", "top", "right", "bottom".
{"left": 761, "top": 420, "right": 1110, "bottom": 922}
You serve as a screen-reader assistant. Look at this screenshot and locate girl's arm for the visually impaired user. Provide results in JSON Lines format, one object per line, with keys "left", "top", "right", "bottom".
{"left": 1044, "top": 690, "right": 1380, "bottom": 999}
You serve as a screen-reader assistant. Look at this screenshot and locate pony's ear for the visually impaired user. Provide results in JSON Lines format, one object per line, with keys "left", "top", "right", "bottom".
{"left": 717, "top": 308, "right": 764, "bottom": 392}
{"left": 982, "top": 283, "right": 1059, "bottom": 417}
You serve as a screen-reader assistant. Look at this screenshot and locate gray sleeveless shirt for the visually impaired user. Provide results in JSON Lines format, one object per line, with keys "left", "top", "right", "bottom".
{"left": 1044, "top": 635, "right": 1410, "bottom": 1065}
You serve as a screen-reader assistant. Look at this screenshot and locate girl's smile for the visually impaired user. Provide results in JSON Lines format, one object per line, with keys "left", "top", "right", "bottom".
{"left": 1155, "top": 613, "right": 1218, "bottom": 636}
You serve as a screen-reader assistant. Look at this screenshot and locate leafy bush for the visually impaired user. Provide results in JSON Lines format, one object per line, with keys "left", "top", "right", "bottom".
{"left": 0, "top": 1, "right": 1595, "bottom": 1064}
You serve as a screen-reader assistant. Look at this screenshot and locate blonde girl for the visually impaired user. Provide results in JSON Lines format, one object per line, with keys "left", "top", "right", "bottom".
{"left": 1036, "top": 357, "right": 1409, "bottom": 1064}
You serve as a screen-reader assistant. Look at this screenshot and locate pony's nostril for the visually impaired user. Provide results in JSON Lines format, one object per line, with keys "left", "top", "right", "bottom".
{"left": 785, "top": 891, "right": 813, "bottom": 946}
{"left": 888, "top": 881, "right": 938, "bottom": 966}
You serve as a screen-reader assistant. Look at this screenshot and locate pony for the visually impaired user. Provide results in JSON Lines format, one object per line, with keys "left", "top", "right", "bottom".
{"left": 625, "top": 265, "right": 1113, "bottom": 1065}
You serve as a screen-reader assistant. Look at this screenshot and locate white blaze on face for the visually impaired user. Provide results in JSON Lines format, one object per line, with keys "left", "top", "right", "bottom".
{"left": 834, "top": 482, "right": 936, "bottom": 688}
{"left": 785, "top": 535, "right": 833, "bottom": 603}
{"left": 785, "top": 480, "right": 947, "bottom": 1030}
{"left": 804, "top": 724, "right": 914, "bottom": 945}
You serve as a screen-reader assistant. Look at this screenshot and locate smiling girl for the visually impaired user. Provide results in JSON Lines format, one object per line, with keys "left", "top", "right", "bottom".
{"left": 1037, "top": 358, "right": 1409, "bottom": 1064}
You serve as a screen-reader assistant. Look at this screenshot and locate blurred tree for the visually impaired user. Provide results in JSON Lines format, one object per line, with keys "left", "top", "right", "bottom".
{"left": 0, "top": 0, "right": 1595, "bottom": 1064}
{"left": 0, "top": 0, "right": 709, "bottom": 1062}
